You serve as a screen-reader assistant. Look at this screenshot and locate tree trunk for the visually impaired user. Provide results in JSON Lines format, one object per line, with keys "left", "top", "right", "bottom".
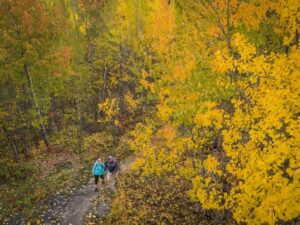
{"left": 226, "top": 0, "right": 231, "bottom": 49}
{"left": 136, "top": 0, "right": 139, "bottom": 37}
{"left": 3, "top": 126, "right": 19, "bottom": 162}
{"left": 22, "top": 128, "right": 30, "bottom": 158}
{"left": 11, "top": 140, "right": 19, "bottom": 162}
{"left": 24, "top": 64, "right": 50, "bottom": 147}
{"left": 102, "top": 61, "right": 108, "bottom": 100}
{"left": 76, "top": 96, "right": 83, "bottom": 153}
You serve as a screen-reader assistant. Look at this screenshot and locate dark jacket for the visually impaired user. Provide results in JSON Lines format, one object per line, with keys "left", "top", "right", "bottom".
{"left": 105, "top": 158, "right": 118, "bottom": 173}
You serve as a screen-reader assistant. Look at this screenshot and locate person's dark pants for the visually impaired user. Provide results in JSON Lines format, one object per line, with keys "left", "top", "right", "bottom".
{"left": 95, "top": 175, "right": 104, "bottom": 184}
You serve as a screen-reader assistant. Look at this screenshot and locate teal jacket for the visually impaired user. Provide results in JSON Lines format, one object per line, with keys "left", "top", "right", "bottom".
{"left": 92, "top": 161, "right": 105, "bottom": 176}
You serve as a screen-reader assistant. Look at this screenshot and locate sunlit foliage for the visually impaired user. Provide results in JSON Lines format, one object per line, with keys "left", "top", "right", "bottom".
{"left": 126, "top": 0, "right": 300, "bottom": 224}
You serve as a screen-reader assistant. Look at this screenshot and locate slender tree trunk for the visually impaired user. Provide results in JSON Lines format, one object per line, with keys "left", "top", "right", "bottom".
{"left": 207, "top": 0, "right": 231, "bottom": 50}
{"left": 22, "top": 128, "right": 30, "bottom": 158}
{"left": 11, "top": 140, "right": 19, "bottom": 162}
{"left": 103, "top": 61, "right": 108, "bottom": 100}
{"left": 3, "top": 126, "right": 19, "bottom": 162}
{"left": 76, "top": 94, "right": 83, "bottom": 153}
{"left": 75, "top": 74, "right": 83, "bottom": 152}
{"left": 24, "top": 64, "right": 50, "bottom": 147}
{"left": 24, "top": 144, "right": 30, "bottom": 158}
{"left": 119, "top": 45, "right": 125, "bottom": 114}
{"left": 135, "top": 0, "right": 139, "bottom": 37}
{"left": 226, "top": 0, "right": 231, "bottom": 47}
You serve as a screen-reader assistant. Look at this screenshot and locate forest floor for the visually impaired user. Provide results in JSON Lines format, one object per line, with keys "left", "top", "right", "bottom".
{"left": 7, "top": 155, "right": 135, "bottom": 225}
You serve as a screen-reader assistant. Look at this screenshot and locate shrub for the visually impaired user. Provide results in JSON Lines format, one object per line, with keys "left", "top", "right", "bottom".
{"left": 108, "top": 171, "right": 232, "bottom": 225}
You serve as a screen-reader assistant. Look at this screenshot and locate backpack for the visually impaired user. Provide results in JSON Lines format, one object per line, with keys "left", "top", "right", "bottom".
{"left": 93, "top": 162, "right": 105, "bottom": 176}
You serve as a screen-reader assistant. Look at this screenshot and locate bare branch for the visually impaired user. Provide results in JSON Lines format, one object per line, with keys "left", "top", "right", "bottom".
{"left": 206, "top": 0, "right": 231, "bottom": 50}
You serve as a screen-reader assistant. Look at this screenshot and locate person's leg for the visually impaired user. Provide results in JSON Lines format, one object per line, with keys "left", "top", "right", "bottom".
{"left": 109, "top": 172, "right": 117, "bottom": 192}
{"left": 95, "top": 175, "right": 99, "bottom": 191}
{"left": 100, "top": 175, "right": 104, "bottom": 184}
{"left": 107, "top": 172, "right": 112, "bottom": 181}
{"left": 115, "top": 171, "right": 119, "bottom": 183}
{"left": 95, "top": 175, "right": 99, "bottom": 184}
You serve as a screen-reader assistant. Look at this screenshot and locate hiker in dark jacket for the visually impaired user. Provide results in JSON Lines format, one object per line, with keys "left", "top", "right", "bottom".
{"left": 105, "top": 156, "right": 118, "bottom": 181}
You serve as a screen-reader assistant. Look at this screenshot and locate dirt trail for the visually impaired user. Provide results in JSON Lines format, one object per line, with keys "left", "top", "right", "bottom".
{"left": 35, "top": 155, "right": 135, "bottom": 225}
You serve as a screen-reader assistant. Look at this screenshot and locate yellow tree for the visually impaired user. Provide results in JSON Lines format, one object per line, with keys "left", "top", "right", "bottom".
{"left": 127, "top": 0, "right": 300, "bottom": 224}
{"left": 192, "top": 0, "right": 300, "bottom": 224}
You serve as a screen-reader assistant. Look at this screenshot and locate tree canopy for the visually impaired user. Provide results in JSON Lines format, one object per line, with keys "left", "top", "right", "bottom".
{"left": 0, "top": 0, "right": 299, "bottom": 224}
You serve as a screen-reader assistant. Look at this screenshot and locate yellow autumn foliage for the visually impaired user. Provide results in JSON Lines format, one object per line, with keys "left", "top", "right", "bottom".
{"left": 98, "top": 98, "right": 120, "bottom": 123}
{"left": 116, "top": 0, "right": 300, "bottom": 224}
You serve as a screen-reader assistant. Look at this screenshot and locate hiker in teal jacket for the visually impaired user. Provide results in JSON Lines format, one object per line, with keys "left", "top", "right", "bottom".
{"left": 92, "top": 158, "right": 105, "bottom": 192}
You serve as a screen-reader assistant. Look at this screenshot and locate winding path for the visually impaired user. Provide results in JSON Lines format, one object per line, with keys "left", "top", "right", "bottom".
{"left": 36, "top": 155, "right": 135, "bottom": 225}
